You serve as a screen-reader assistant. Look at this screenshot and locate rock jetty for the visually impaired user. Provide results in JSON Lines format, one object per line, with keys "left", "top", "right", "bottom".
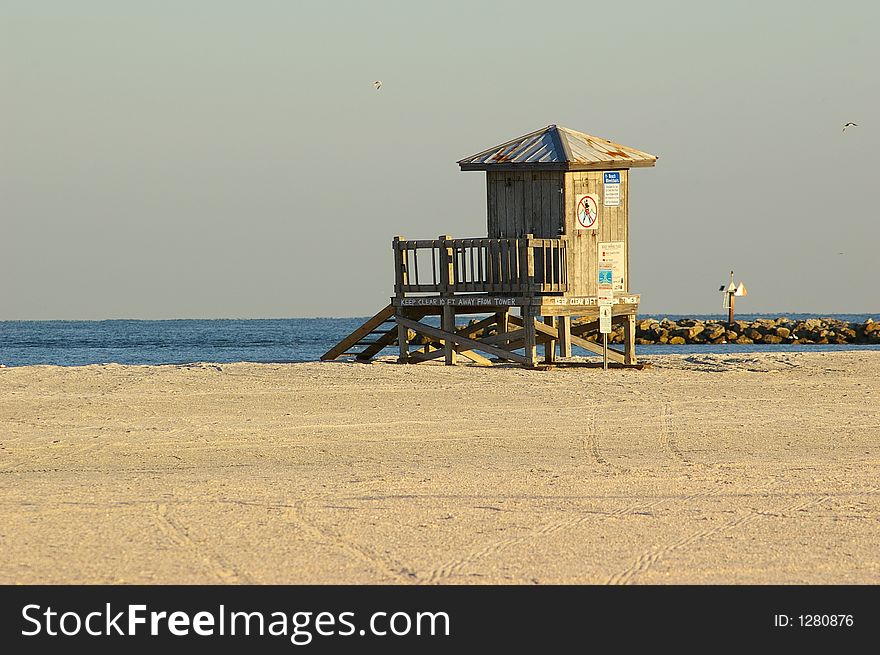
{"left": 571, "top": 317, "right": 879, "bottom": 345}
{"left": 423, "top": 317, "right": 880, "bottom": 346}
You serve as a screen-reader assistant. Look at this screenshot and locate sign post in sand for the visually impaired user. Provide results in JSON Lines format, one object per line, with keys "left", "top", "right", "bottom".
{"left": 598, "top": 266, "right": 614, "bottom": 370}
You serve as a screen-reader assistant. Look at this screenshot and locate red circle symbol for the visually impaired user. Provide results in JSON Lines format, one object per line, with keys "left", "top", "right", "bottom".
{"left": 576, "top": 195, "right": 598, "bottom": 228}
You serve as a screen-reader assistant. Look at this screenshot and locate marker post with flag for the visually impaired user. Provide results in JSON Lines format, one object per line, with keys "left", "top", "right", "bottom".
{"left": 720, "top": 271, "right": 747, "bottom": 326}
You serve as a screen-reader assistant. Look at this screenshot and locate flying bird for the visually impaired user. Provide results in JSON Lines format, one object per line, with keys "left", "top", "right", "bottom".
{"left": 842, "top": 122, "right": 858, "bottom": 132}
{"left": 373, "top": 80, "right": 382, "bottom": 90}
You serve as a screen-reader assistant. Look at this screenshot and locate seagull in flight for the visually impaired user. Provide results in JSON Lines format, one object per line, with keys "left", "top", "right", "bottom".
{"left": 842, "top": 122, "right": 858, "bottom": 132}
{"left": 373, "top": 80, "right": 382, "bottom": 90}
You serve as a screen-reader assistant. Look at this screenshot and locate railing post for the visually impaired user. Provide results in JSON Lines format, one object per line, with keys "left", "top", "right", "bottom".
{"left": 393, "top": 235, "right": 407, "bottom": 297}
{"left": 438, "top": 234, "right": 454, "bottom": 293}
{"left": 524, "top": 234, "right": 535, "bottom": 293}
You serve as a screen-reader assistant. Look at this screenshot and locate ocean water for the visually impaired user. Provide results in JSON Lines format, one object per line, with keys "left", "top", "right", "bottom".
{"left": 0, "top": 314, "right": 877, "bottom": 368}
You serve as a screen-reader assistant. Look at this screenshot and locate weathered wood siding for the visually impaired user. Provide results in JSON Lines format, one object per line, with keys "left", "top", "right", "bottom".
{"left": 562, "top": 169, "right": 629, "bottom": 297}
{"left": 486, "top": 171, "right": 565, "bottom": 239}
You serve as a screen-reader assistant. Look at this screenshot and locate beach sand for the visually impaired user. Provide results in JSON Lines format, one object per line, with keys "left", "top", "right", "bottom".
{"left": 0, "top": 352, "right": 877, "bottom": 584}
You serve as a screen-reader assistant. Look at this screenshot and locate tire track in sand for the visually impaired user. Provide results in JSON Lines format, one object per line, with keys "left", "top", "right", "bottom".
{"left": 425, "top": 488, "right": 719, "bottom": 584}
{"left": 659, "top": 402, "right": 692, "bottom": 465}
{"left": 605, "top": 491, "right": 835, "bottom": 585}
{"left": 583, "top": 406, "right": 606, "bottom": 465}
{"left": 154, "top": 503, "right": 248, "bottom": 583}
{"left": 582, "top": 405, "right": 630, "bottom": 473}
{"left": 292, "top": 500, "right": 418, "bottom": 584}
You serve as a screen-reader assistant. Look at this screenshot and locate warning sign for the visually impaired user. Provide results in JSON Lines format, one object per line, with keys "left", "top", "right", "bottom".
{"left": 598, "top": 241, "right": 626, "bottom": 292}
{"left": 603, "top": 172, "right": 621, "bottom": 207}
{"left": 599, "top": 305, "right": 612, "bottom": 334}
{"left": 575, "top": 194, "right": 599, "bottom": 230}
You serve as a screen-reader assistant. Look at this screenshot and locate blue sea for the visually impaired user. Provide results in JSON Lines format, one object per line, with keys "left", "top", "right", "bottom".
{"left": 0, "top": 314, "right": 877, "bottom": 367}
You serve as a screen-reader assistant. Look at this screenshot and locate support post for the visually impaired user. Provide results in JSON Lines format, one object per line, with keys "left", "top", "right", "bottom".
{"left": 727, "top": 292, "right": 735, "bottom": 327}
{"left": 558, "top": 315, "right": 572, "bottom": 358}
{"left": 543, "top": 316, "right": 556, "bottom": 364}
{"left": 495, "top": 309, "right": 510, "bottom": 348}
{"left": 438, "top": 234, "right": 456, "bottom": 365}
{"left": 624, "top": 313, "right": 637, "bottom": 365}
{"left": 524, "top": 307, "right": 537, "bottom": 367}
{"left": 442, "top": 304, "right": 457, "bottom": 365}
{"left": 602, "top": 333, "right": 609, "bottom": 370}
{"left": 397, "top": 312, "right": 409, "bottom": 363}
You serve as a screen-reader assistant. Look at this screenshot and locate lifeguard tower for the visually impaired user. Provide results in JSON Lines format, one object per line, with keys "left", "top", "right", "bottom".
{"left": 323, "top": 124, "right": 657, "bottom": 368}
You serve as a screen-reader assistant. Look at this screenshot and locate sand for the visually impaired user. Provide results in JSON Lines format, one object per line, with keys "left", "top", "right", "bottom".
{"left": 0, "top": 352, "right": 877, "bottom": 584}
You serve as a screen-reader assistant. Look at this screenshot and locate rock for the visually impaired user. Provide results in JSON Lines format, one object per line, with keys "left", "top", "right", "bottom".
{"left": 668, "top": 336, "right": 686, "bottom": 345}
{"left": 744, "top": 328, "right": 762, "bottom": 340}
{"left": 762, "top": 335, "right": 783, "bottom": 344}
{"left": 775, "top": 327, "right": 791, "bottom": 339}
{"left": 735, "top": 336, "right": 754, "bottom": 344}
{"left": 726, "top": 330, "right": 739, "bottom": 340}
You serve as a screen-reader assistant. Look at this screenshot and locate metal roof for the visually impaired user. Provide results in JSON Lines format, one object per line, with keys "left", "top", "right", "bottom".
{"left": 457, "top": 125, "right": 658, "bottom": 171}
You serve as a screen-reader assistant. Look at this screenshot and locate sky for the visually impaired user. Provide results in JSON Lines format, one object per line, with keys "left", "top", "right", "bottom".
{"left": 2, "top": 0, "right": 878, "bottom": 319}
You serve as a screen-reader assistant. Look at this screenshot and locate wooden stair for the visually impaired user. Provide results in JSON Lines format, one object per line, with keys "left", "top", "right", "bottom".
{"left": 320, "top": 304, "right": 397, "bottom": 361}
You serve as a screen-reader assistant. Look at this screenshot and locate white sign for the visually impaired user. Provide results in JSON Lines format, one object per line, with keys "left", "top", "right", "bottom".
{"left": 599, "top": 305, "right": 612, "bottom": 333}
{"left": 598, "top": 241, "right": 626, "bottom": 292}
{"left": 575, "top": 194, "right": 599, "bottom": 230}
{"left": 603, "top": 172, "right": 621, "bottom": 207}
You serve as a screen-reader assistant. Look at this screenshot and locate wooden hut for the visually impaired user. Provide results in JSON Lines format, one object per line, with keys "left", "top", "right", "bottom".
{"left": 323, "top": 124, "right": 658, "bottom": 368}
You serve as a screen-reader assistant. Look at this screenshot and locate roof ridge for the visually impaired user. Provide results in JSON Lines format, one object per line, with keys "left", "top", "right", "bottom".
{"left": 552, "top": 125, "right": 574, "bottom": 163}
{"left": 457, "top": 124, "right": 657, "bottom": 171}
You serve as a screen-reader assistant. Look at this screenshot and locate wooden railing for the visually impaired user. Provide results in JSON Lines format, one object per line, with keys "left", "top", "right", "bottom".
{"left": 393, "top": 234, "right": 568, "bottom": 295}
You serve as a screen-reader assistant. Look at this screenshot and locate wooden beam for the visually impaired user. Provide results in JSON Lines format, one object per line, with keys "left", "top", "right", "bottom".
{"left": 481, "top": 327, "right": 526, "bottom": 346}
{"left": 357, "top": 308, "right": 430, "bottom": 361}
{"left": 570, "top": 334, "right": 626, "bottom": 363}
{"left": 354, "top": 327, "right": 397, "bottom": 361}
{"left": 407, "top": 342, "right": 492, "bottom": 366}
{"left": 532, "top": 316, "right": 627, "bottom": 364}
{"left": 397, "top": 317, "right": 534, "bottom": 367}
{"left": 457, "top": 349, "right": 492, "bottom": 366}
{"left": 458, "top": 314, "right": 499, "bottom": 338}
{"left": 320, "top": 303, "right": 395, "bottom": 361}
